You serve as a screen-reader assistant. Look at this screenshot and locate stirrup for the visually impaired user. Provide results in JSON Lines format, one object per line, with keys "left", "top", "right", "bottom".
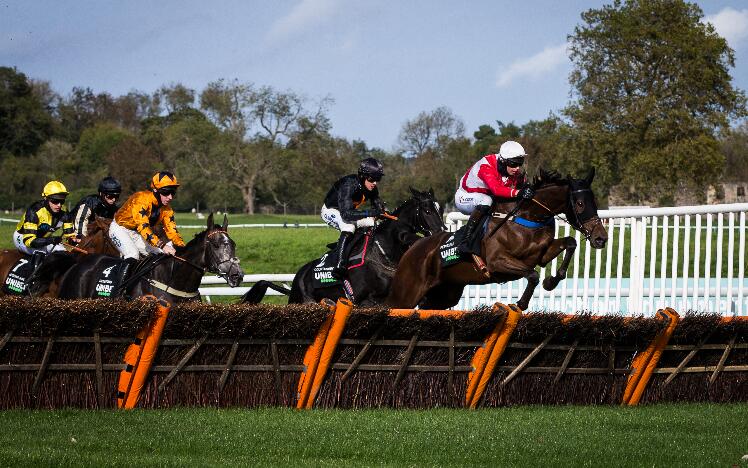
{"left": 471, "top": 254, "right": 490, "bottom": 278}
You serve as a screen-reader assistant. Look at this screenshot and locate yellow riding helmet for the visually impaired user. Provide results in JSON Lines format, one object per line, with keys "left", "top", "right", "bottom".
{"left": 41, "top": 181, "right": 69, "bottom": 200}
{"left": 150, "top": 171, "right": 180, "bottom": 190}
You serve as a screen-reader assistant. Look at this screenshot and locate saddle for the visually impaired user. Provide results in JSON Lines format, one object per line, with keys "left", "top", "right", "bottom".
{"left": 2, "top": 255, "right": 35, "bottom": 295}
{"left": 312, "top": 231, "right": 372, "bottom": 289}
{"left": 93, "top": 255, "right": 166, "bottom": 298}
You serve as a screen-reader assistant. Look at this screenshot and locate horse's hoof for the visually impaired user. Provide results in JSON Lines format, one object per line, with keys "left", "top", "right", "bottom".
{"left": 542, "top": 277, "right": 556, "bottom": 291}
{"left": 516, "top": 301, "right": 529, "bottom": 311}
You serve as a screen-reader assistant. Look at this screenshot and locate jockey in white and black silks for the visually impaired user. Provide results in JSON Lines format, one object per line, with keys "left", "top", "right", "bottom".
{"left": 70, "top": 176, "right": 122, "bottom": 238}
{"left": 454, "top": 140, "right": 535, "bottom": 254}
{"left": 321, "top": 157, "right": 386, "bottom": 278}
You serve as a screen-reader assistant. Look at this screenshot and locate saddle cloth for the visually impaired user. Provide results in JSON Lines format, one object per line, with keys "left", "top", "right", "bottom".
{"left": 2, "top": 255, "right": 34, "bottom": 295}
{"left": 438, "top": 218, "right": 490, "bottom": 268}
{"left": 311, "top": 232, "right": 371, "bottom": 289}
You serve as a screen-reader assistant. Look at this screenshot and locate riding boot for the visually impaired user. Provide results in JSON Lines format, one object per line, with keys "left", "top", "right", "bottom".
{"left": 114, "top": 258, "right": 138, "bottom": 297}
{"left": 332, "top": 232, "right": 352, "bottom": 279}
{"left": 30, "top": 251, "right": 46, "bottom": 275}
{"left": 457, "top": 205, "right": 491, "bottom": 255}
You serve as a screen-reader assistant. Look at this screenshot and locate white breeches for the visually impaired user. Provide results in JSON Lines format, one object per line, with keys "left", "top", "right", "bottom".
{"left": 12, "top": 231, "right": 67, "bottom": 255}
{"left": 108, "top": 220, "right": 162, "bottom": 259}
{"left": 454, "top": 188, "right": 493, "bottom": 215}
{"left": 320, "top": 205, "right": 375, "bottom": 233}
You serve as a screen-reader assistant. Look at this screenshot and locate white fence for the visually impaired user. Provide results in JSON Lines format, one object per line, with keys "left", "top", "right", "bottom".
{"left": 191, "top": 203, "right": 747, "bottom": 316}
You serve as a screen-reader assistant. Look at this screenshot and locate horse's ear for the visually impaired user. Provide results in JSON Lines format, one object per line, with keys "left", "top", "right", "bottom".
{"left": 207, "top": 212, "right": 214, "bottom": 229}
{"left": 585, "top": 167, "right": 595, "bottom": 184}
{"left": 409, "top": 186, "right": 417, "bottom": 196}
{"left": 222, "top": 214, "right": 228, "bottom": 231}
{"left": 428, "top": 187, "right": 434, "bottom": 197}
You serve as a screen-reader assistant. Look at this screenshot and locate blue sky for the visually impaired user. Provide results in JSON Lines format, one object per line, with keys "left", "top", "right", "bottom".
{"left": 2, "top": 1, "right": 747, "bottom": 150}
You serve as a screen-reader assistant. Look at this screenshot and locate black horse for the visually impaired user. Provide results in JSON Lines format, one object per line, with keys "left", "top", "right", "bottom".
{"left": 241, "top": 188, "right": 445, "bottom": 306}
{"left": 57, "top": 214, "right": 244, "bottom": 303}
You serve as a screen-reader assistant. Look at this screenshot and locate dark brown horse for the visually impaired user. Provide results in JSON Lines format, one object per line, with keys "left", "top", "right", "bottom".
{"left": 385, "top": 169, "right": 608, "bottom": 310}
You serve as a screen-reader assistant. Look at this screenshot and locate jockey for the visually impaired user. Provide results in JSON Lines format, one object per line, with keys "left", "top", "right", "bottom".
{"left": 108, "top": 171, "right": 185, "bottom": 291}
{"left": 71, "top": 176, "right": 122, "bottom": 237}
{"left": 321, "top": 157, "right": 386, "bottom": 278}
{"left": 13, "top": 180, "right": 77, "bottom": 271}
{"left": 454, "top": 140, "right": 535, "bottom": 254}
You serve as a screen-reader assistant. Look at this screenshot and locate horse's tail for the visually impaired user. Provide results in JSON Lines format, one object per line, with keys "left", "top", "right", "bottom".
{"left": 240, "top": 280, "right": 291, "bottom": 304}
{"left": 28, "top": 251, "right": 78, "bottom": 297}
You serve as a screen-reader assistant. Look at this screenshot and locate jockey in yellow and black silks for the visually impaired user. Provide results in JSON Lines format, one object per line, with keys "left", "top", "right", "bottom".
{"left": 109, "top": 171, "right": 185, "bottom": 260}
{"left": 13, "top": 180, "right": 77, "bottom": 271}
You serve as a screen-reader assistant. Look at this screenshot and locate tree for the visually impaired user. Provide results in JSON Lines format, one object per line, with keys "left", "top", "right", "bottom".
{"left": 107, "top": 137, "right": 161, "bottom": 196}
{"left": 398, "top": 106, "right": 466, "bottom": 157}
{"left": 721, "top": 123, "right": 748, "bottom": 183}
{"left": 565, "top": 0, "right": 747, "bottom": 204}
{"left": 0, "top": 67, "right": 54, "bottom": 157}
{"left": 157, "top": 83, "right": 195, "bottom": 114}
{"left": 198, "top": 80, "right": 333, "bottom": 213}
{"left": 75, "top": 123, "right": 132, "bottom": 189}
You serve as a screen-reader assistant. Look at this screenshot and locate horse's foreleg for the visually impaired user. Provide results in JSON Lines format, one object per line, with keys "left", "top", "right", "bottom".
{"left": 515, "top": 269, "right": 540, "bottom": 311}
{"left": 540, "top": 237, "right": 577, "bottom": 291}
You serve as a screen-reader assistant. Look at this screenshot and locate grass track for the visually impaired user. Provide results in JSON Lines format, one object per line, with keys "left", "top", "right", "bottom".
{"left": 0, "top": 404, "right": 746, "bottom": 466}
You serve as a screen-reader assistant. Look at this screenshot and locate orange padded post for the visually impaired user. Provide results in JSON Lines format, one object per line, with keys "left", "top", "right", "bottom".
{"left": 117, "top": 298, "right": 170, "bottom": 409}
{"left": 296, "top": 299, "right": 337, "bottom": 409}
{"left": 622, "top": 308, "right": 679, "bottom": 406}
{"left": 304, "top": 298, "right": 353, "bottom": 409}
{"left": 469, "top": 303, "right": 522, "bottom": 408}
{"left": 465, "top": 303, "right": 506, "bottom": 406}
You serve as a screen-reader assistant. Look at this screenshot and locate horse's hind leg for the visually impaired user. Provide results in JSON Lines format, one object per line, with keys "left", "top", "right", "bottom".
{"left": 539, "top": 237, "right": 577, "bottom": 291}
{"left": 516, "top": 270, "right": 540, "bottom": 311}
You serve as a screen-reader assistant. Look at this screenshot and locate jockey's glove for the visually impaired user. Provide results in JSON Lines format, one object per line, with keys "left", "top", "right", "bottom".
{"left": 49, "top": 236, "right": 63, "bottom": 245}
{"left": 519, "top": 187, "right": 535, "bottom": 200}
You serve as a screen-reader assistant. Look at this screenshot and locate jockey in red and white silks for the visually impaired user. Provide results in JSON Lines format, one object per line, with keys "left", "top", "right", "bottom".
{"left": 455, "top": 153, "right": 526, "bottom": 214}
{"left": 453, "top": 141, "right": 534, "bottom": 254}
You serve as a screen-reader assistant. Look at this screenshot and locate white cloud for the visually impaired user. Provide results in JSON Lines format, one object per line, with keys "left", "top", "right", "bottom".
{"left": 265, "top": 0, "right": 344, "bottom": 45}
{"left": 496, "top": 42, "right": 569, "bottom": 88}
{"left": 704, "top": 7, "right": 748, "bottom": 48}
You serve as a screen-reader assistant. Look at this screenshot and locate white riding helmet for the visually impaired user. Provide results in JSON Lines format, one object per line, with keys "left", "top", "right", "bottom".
{"left": 498, "top": 141, "right": 527, "bottom": 160}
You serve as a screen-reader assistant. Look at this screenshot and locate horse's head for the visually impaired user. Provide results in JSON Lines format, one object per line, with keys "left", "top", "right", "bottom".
{"left": 203, "top": 213, "right": 244, "bottom": 287}
{"left": 566, "top": 168, "right": 607, "bottom": 249}
{"left": 398, "top": 187, "right": 446, "bottom": 236}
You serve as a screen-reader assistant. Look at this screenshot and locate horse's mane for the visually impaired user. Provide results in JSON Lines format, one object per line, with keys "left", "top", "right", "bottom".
{"left": 530, "top": 168, "right": 568, "bottom": 190}
{"left": 392, "top": 189, "right": 433, "bottom": 216}
{"left": 177, "top": 225, "right": 223, "bottom": 252}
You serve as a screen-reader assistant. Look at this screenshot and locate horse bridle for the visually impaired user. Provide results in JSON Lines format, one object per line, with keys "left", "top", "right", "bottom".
{"left": 526, "top": 187, "right": 597, "bottom": 241}
{"left": 204, "top": 229, "right": 240, "bottom": 281}
{"left": 385, "top": 198, "right": 439, "bottom": 237}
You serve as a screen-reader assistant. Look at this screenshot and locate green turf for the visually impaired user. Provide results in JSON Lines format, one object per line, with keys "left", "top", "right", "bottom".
{"left": 0, "top": 404, "right": 746, "bottom": 467}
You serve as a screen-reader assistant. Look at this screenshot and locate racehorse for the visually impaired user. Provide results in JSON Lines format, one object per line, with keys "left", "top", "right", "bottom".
{"left": 23, "top": 216, "right": 122, "bottom": 297}
{"left": 241, "top": 188, "right": 445, "bottom": 306}
{"left": 0, "top": 216, "right": 122, "bottom": 297}
{"left": 56, "top": 213, "right": 244, "bottom": 303}
{"left": 385, "top": 169, "right": 608, "bottom": 310}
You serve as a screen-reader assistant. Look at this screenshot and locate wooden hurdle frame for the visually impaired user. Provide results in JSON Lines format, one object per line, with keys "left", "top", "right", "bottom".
{"left": 1, "top": 301, "right": 746, "bottom": 409}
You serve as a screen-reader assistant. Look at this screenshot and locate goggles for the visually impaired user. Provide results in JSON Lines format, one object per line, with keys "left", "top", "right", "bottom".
{"left": 103, "top": 193, "right": 120, "bottom": 200}
{"left": 158, "top": 187, "right": 178, "bottom": 196}
{"left": 47, "top": 198, "right": 65, "bottom": 205}
{"left": 504, "top": 158, "right": 525, "bottom": 168}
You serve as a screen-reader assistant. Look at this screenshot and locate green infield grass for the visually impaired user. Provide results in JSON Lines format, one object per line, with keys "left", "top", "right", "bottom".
{"left": 0, "top": 403, "right": 746, "bottom": 466}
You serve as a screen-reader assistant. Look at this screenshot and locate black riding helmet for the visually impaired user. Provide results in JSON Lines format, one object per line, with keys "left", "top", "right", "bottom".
{"left": 358, "top": 157, "right": 384, "bottom": 182}
{"left": 98, "top": 176, "right": 122, "bottom": 195}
